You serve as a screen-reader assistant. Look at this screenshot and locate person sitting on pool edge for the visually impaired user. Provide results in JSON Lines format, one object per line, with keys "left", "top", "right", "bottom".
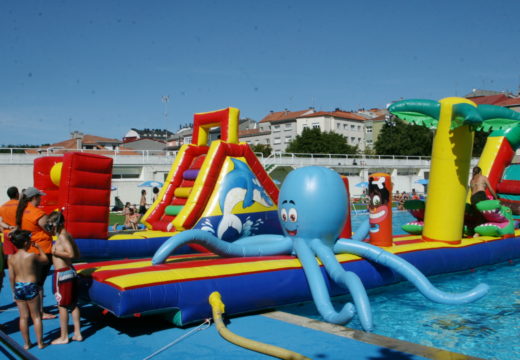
{"left": 112, "top": 205, "right": 139, "bottom": 231}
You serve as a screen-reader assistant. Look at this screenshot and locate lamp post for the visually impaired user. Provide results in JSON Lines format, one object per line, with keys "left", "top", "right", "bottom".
{"left": 162, "top": 95, "right": 170, "bottom": 129}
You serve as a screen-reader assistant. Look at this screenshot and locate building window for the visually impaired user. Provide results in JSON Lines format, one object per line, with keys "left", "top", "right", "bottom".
{"left": 366, "top": 126, "right": 373, "bottom": 133}
{"left": 285, "top": 123, "right": 292, "bottom": 129}
{"left": 357, "top": 125, "right": 361, "bottom": 131}
{"left": 303, "top": 124, "right": 309, "bottom": 129}
{"left": 350, "top": 125, "right": 355, "bottom": 130}
{"left": 273, "top": 125, "right": 281, "bottom": 132}
{"left": 397, "top": 168, "right": 418, "bottom": 175}
{"left": 336, "top": 123, "right": 340, "bottom": 129}
{"left": 266, "top": 139, "right": 270, "bottom": 144}
{"left": 343, "top": 124, "right": 348, "bottom": 130}
{"left": 285, "top": 136, "right": 292, "bottom": 143}
{"left": 350, "top": 137, "right": 356, "bottom": 143}
{"left": 112, "top": 166, "right": 142, "bottom": 179}
{"left": 366, "top": 139, "right": 373, "bottom": 144}
{"left": 273, "top": 137, "right": 281, "bottom": 145}
{"left": 312, "top": 123, "right": 320, "bottom": 129}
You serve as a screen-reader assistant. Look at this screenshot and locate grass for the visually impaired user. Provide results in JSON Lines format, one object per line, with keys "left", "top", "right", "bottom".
{"left": 109, "top": 212, "right": 125, "bottom": 226}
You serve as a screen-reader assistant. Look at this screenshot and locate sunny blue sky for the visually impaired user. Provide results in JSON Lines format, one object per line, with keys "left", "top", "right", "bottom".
{"left": 1, "top": 0, "right": 519, "bottom": 145}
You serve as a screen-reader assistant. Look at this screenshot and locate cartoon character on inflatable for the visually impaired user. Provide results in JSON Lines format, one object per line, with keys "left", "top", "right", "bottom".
{"left": 367, "top": 173, "right": 392, "bottom": 246}
{"left": 217, "top": 158, "right": 273, "bottom": 240}
{"left": 402, "top": 200, "right": 426, "bottom": 235}
{"left": 474, "top": 200, "right": 515, "bottom": 237}
{"left": 153, "top": 166, "right": 488, "bottom": 331}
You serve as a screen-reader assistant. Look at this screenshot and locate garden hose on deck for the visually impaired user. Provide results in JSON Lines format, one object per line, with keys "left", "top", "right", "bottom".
{"left": 209, "top": 292, "right": 310, "bottom": 360}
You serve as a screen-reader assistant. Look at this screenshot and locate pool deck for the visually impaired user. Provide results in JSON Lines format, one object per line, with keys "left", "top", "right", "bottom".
{"left": 0, "top": 273, "right": 482, "bottom": 360}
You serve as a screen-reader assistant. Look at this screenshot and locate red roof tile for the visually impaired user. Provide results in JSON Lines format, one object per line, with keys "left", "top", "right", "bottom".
{"left": 26, "top": 134, "right": 139, "bottom": 155}
{"left": 259, "top": 109, "right": 314, "bottom": 123}
{"left": 239, "top": 128, "right": 271, "bottom": 138}
{"left": 300, "top": 110, "right": 367, "bottom": 121}
{"left": 496, "top": 97, "right": 520, "bottom": 107}
{"left": 468, "top": 94, "right": 509, "bottom": 105}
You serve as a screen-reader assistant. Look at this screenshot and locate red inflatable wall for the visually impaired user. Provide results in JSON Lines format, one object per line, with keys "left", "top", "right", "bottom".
{"left": 33, "top": 157, "right": 62, "bottom": 214}
{"left": 58, "top": 153, "right": 113, "bottom": 239}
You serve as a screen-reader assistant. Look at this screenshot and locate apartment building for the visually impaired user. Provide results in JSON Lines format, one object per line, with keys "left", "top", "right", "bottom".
{"left": 297, "top": 110, "right": 367, "bottom": 151}
{"left": 242, "top": 108, "right": 387, "bottom": 153}
{"left": 256, "top": 109, "right": 315, "bottom": 152}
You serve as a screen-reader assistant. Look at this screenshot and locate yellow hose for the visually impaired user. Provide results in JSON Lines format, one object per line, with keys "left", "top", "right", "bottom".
{"left": 209, "top": 292, "right": 310, "bottom": 360}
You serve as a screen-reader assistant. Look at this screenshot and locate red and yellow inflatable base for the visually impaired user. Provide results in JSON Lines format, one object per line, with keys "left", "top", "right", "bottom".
{"left": 77, "top": 230, "right": 520, "bottom": 326}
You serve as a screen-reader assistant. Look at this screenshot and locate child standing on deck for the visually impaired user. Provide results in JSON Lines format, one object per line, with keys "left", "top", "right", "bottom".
{"left": 46, "top": 211, "right": 83, "bottom": 344}
{"left": 8, "top": 229, "right": 48, "bottom": 349}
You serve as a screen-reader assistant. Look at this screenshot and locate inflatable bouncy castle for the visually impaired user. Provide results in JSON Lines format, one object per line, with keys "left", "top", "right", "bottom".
{"left": 476, "top": 125, "right": 520, "bottom": 218}
{"left": 32, "top": 108, "right": 283, "bottom": 259}
{"left": 76, "top": 97, "right": 520, "bottom": 330}
{"left": 34, "top": 152, "right": 113, "bottom": 240}
{"left": 141, "top": 108, "right": 281, "bottom": 240}
{"left": 391, "top": 98, "right": 520, "bottom": 239}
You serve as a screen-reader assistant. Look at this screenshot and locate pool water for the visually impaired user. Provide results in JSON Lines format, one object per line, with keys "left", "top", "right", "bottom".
{"left": 280, "top": 212, "right": 520, "bottom": 360}
{"left": 350, "top": 209, "right": 416, "bottom": 236}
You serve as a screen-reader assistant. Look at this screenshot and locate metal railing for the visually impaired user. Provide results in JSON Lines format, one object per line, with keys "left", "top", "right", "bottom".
{"left": 0, "top": 148, "right": 178, "bottom": 165}
{"left": 0, "top": 147, "right": 480, "bottom": 169}
{"left": 262, "top": 152, "right": 433, "bottom": 168}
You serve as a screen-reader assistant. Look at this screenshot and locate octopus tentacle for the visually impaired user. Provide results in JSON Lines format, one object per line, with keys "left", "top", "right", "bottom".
{"left": 152, "top": 230, "right": 292, "bottom": 265}
{"left": 293, "top": 237, "right": 355, "bottom": 325}
{"left": 333, "top": 239, "right": 489, "bottom": 304}
{"left": 310, "top": 239, "right": 373, "bottom": 331}
{"left": 351, "top": 219, "right": 371, "bottom": 242}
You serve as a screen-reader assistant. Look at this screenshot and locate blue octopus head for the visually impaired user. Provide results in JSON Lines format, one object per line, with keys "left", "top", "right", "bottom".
{"left": 278, "top": 166, "right": 348, "bottom": 247}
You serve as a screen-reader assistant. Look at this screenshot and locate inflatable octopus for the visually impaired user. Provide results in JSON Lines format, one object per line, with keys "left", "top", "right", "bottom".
{"left": 153, "top": 166, "right": 488, "bottom": 331}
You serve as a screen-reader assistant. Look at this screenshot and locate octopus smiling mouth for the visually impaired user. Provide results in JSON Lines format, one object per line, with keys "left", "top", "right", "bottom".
{"left": 286, "top": 229, "right": 297, "bottom": 236}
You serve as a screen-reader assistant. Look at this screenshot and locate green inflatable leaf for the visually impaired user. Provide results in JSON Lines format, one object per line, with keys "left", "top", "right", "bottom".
{"left": 388, "top": 99, "right": 440, "bottom": 128}
{"left": 476, "top": 105, "right": 520, "bottom": 132}
{"left": 452, "top": 103, "right": 482, "bottom": 129}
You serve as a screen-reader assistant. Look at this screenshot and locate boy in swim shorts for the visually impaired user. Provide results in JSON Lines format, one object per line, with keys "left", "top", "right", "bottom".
{"left": 8, "top": 229, "right": 49, "bottom": 349}
{"left": 46, "top": 211, "right": 82, "bottom": 344}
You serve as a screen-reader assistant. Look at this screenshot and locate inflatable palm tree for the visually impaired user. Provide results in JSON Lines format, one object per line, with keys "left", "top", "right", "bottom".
{"left": 389, "top": 97, "right": 520, "bottom": 243}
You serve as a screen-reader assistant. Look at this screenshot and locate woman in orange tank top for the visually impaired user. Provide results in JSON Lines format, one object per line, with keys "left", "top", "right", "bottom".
{"left": 16, "top": 187, "right": 56, "bottom": 320}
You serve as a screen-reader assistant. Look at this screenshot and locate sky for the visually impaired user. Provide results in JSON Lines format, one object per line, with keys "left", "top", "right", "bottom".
{"left": 1, "top": 0, "right": 520, "bottom": 145}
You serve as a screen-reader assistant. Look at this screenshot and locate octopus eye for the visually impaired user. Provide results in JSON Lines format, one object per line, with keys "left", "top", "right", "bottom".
{"left": 280, "top": 208, "right": 288, "bottom": 222}
{"left": 288, "top": 208, "right": 298, "bottom": 222}
{"left": 372, "top": 195, "right": 381, "bottom": 206}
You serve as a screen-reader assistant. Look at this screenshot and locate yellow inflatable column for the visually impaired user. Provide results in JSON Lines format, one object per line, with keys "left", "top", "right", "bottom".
{"left": 422, "top": 97, "right": 476, "bottom": 244}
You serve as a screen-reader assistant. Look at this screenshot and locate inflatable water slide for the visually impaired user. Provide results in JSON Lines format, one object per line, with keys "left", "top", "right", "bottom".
{"left": 35, "top": 108, "right": 281, "bottom": 259}
{"left": 140, "top": 107, "right": 280, "bottom": 240}
{"left": 476, "top": 125, "right": 520, "bottom": 218}
{"left": 77, "top": 97, "right": 520, "bottom": 329}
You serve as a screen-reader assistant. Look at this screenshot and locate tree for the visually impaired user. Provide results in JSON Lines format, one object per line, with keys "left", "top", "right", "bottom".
{"left": 250, "top": 143, "right": 272, "bottom": 157}
{"left": 374, "top": 117, "right": 433, "bottom": 156}
{"left": 286, "top": 128, "right": 358, "bottom": 154}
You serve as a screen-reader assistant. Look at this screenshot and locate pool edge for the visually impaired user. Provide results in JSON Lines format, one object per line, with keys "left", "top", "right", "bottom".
{"left": 262, "top": 311, "right": 485, "bottom": 360}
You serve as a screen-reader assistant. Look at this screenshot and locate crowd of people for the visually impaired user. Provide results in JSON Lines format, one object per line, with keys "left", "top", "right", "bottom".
{"left": 0, "top": 186, "right": 81, "bottom": 349}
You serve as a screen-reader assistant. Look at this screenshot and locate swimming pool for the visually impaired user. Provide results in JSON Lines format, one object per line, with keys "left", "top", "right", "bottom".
{"left": 280, "top": 212, "right": 520, "bottom": 360}
{"left": 351, "top": 209, "right": 416, "bottom": 236}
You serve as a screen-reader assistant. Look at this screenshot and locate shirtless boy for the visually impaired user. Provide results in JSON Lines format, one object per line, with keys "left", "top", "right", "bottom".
{"left": 8, "top": 229, "right": 48, "bottom": 349}
{"left": 46, "top": 211, "right": 82, "bottom": 344}
{"left": 470, "top": 166, "right": 497, "bottom": 205}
